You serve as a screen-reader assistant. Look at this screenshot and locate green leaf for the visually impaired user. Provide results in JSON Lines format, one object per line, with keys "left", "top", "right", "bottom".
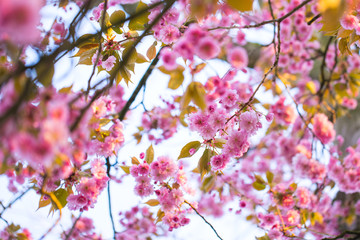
{"left": 181, "top": 84, "right": 192, "bottom": 109}
{"left": 198, "top": 149, "right": 215, "bottom": 180}
{"left": 128, "top": 2, "right": 150, "bottom": 31}
{"left": 226, "top": 0, "right": 253, "bottom": 12}
{"left": 289, "top": 182, "right": 297, "bottom": 191}
{"left": 266, "top": 171, "right": 274, "bottom": 184}
{"left": 36, "top": 62, "right": 54, "bottom": 87}
{"left": 254, "top": 174, "right": 266, "bottom": 184}
{"left": 110, "top": 10, "right": 126, "bottom": 27}
{"left": 256, "top": 235, "right": 271, "bottom": 240}
{"left": 156, "top": 209, "right": 165, "bottom": 223}
{"left": 99, "top": 118, "right": 111, "bottom": 127}
{"left": 338, "top": 37, "right": 352, "bottom": 55}
{"left": 132, "top": 157, "right": 140, "bottom": 165}
{"left": 73, "top": 44, "right": 98, "bottom": 66}
{"left": 38, "top": 195, "right": 51, "bottom": 210}
{"left": 178, "top": 141, "right": 201, "bottom": 160}
{"left": 122, "top": 2, "right": 139, "bottom": 15}
{"left": 147, "top": 42, "right": 157, "bottom": 60}
{"left": 75, "top": 34, "right": 101, "bottom": 48}
{"left": 119, "top": 67, "right": 132, "bottom": 85}
{"left": 310, "top": 212, "right": 324, "bottom": 225}
{"left": 136, "top": 53, "right": 148, "bottom": 63}
{"left": 122, "top": 47, "right": 138, "bottom": 64}
{"left": 53, "top": 188, "right": 69, "bottom": 210}
{"left": 145, "top": 145, "right": 154, "bottom": 164}
{"left": 213, "top": 138, "right": 226, "bottom": 148}
{"left": 168, "top": 66, "right": 185, "bottom": 90}
{"left": 144, "top": 199, "right": 159, "bottom": 206}
{"left": 201, "top": 175, "right": 216, "bottom": 193}
{"left": 252, "top": 182, "right": 266, "bottom": 191}
{"left": 58, "top": 85, "right": 73, "bottom": 94}
{"left": 190, "top": 82, "right": 207, "bottom": 110}
{"left": 120, "top": 166, "right": 130, "bottom": 174}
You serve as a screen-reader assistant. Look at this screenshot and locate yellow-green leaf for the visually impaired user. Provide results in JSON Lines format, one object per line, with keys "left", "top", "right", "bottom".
{"left": 190, "top": 81, "right": 207, "bottom": 110}
{"left": 198, "top": 149, "right": 215, "bottom": 180}
{"left": 38, "top": 195, "right": 51, "bottom": 210}
{"left": 119, "top": 67, "right": 132, "bottom": 86}
{"left": 310, "top": 212, "right": 324, "bottom": 225}
{"left": 339, "top": 37, "right": 352, "bottom": 55}
{"left": 305, "top": 81, "right": 317, "bottom": 94}
{"left": 144, "top": 199, "right": 159, "bottom": 206}
{"left": 253, "top": 182, "right": 266, "bottom": 191}
{"left": 156, "top": 209, "right": 165, "bottom": 223}
{"left": 128, "top": 2, "right": 149, "bottom": 31}
{"left": 226, "top": 0, "right": 253, "bottom": 12}
{"left": 201, "top": 175, "right": 216, "bottom": 192}
{"left": 147, "top": 42, "right": 157, "bottom": 60}
{"left": 178, "top": 141, "right": 201, "bottom": 160}
{"left": 181, "top": 84, "right": 192, "bottom": 109}
{"left": 132, "top": 157, "right": 140, "bottom": 165}
{"left": 266, "top": 171, "right": 274, "bottom": 184}
{"left": 168, "top": 66, "right": 185, "bottom": 90}
{"left": 254, "top": 174, "right": 266, "bottom": 184}
{"left": 145, "top": 145, "right": 154, "bottom": 164}
{"left": 136, "top": 53, "right": 148, "bottom": 63}
{"left": 53, "top": 188, "right": 68, "bottom": 210}
{"left": 120, "top": 166, "right": 130, "bottom": 174}
{"left": 36, "top": 62, "right": 54, "bottom": 87}
{"left": 110, "top": 10, "right": 125, "bottom": 27}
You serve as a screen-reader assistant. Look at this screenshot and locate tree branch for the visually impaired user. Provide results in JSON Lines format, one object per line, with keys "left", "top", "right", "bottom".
{"left": 321, "top": 231, "right": 360, "bottom": 240}
{"left": 118, "top": 49, "right": 162, "bottom": 121}
{"left": 184, "top": 200, "right": 223, "bottom": 240}
{"left": 64, "top": 212, "right": 83, "bottom": 240}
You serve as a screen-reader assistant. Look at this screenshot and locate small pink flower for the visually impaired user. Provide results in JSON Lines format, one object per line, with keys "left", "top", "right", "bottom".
{"left": 340, "top": 14, "right": 359, "bottom": 30}
{"left": 174, "top": 38, "right": 194, "bottom": 60}
{"left": 0, "top": 0, "right": 43, "bottom": 45}
{"left": 210, "top": 154, "right": 229, "bottom": 171}
{"left": 161, "top": 48, "right": 178, "bottom": 71}
{"left": 342, "top": 97, "right": 357, "bottom": 109}
{"left": 265, "top": 112, "right": 274, "bottom": 122}
{"left": 236, "top": 30, "right": 246, "bottom": 45}
{"left": 102, "top": 56, "right": 116, "bottom": 71}
{"left": 227, "top": 47, "right": 248, "bottom": 69}
{"left": 313, "top": 113, "right": 335, "bottom": 144}
{"left": 159, "top": 25, "right": 180, "bottom": 44}
{"left": 239, "top": 111, "right": 258, "bottom": 135}
{"left": 221, "top": 89, "right": 238, "bottom": 108}
{"left": 196, "top": 36, "right": 220, "bottom": 60}
{"left": 284, "top": 210, "right": 300, "bottom": 225}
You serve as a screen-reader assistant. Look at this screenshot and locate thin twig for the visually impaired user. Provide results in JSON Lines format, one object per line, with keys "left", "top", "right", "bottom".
{"left": 307, "top": 14, "right": 321, "bottom": 25}
{"left": 208, "top": 0, "right": 313, "bottom": 31}
{"left": 321, "top": 230, "right": 360, "bottom": 240}
{"left": 106, "top": 157, "right": 117, "bottom": 240}
{"left": 118, "top": 49, "right": 162, "bottom": 121}
{"left": 64, "top": 212, "right": 83, "bottom": 240}
{"left": 0, "top": 188, "right": 32, "bottom": 217}
{"left": 86, "top": 0, "right": 108, "bottom": 97}
{"left": 184, "top": 200, "right": 223, "bottom": 240}
{"left": 38, "top": 191, "right": 63, "bottom": 240}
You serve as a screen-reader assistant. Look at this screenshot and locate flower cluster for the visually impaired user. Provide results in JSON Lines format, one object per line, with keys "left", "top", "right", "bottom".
{"left": 116, "top": 206, "right": 157, "bottom": 240}
{"left": 128, "top": 155, "right": 191, "bottom": 231}
{"left": 62, "top": 217, "right": 102, "bottom": 240}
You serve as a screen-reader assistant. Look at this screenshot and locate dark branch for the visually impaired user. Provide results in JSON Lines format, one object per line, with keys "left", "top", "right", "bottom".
{"left": 184, "top": 200, "right": 223, "bottom": 240}
{"left": 118, "top": 49, "right": 162, "bottom": 121}
{"left": 106, "top": 157, "right": 117, "bottom": 240}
